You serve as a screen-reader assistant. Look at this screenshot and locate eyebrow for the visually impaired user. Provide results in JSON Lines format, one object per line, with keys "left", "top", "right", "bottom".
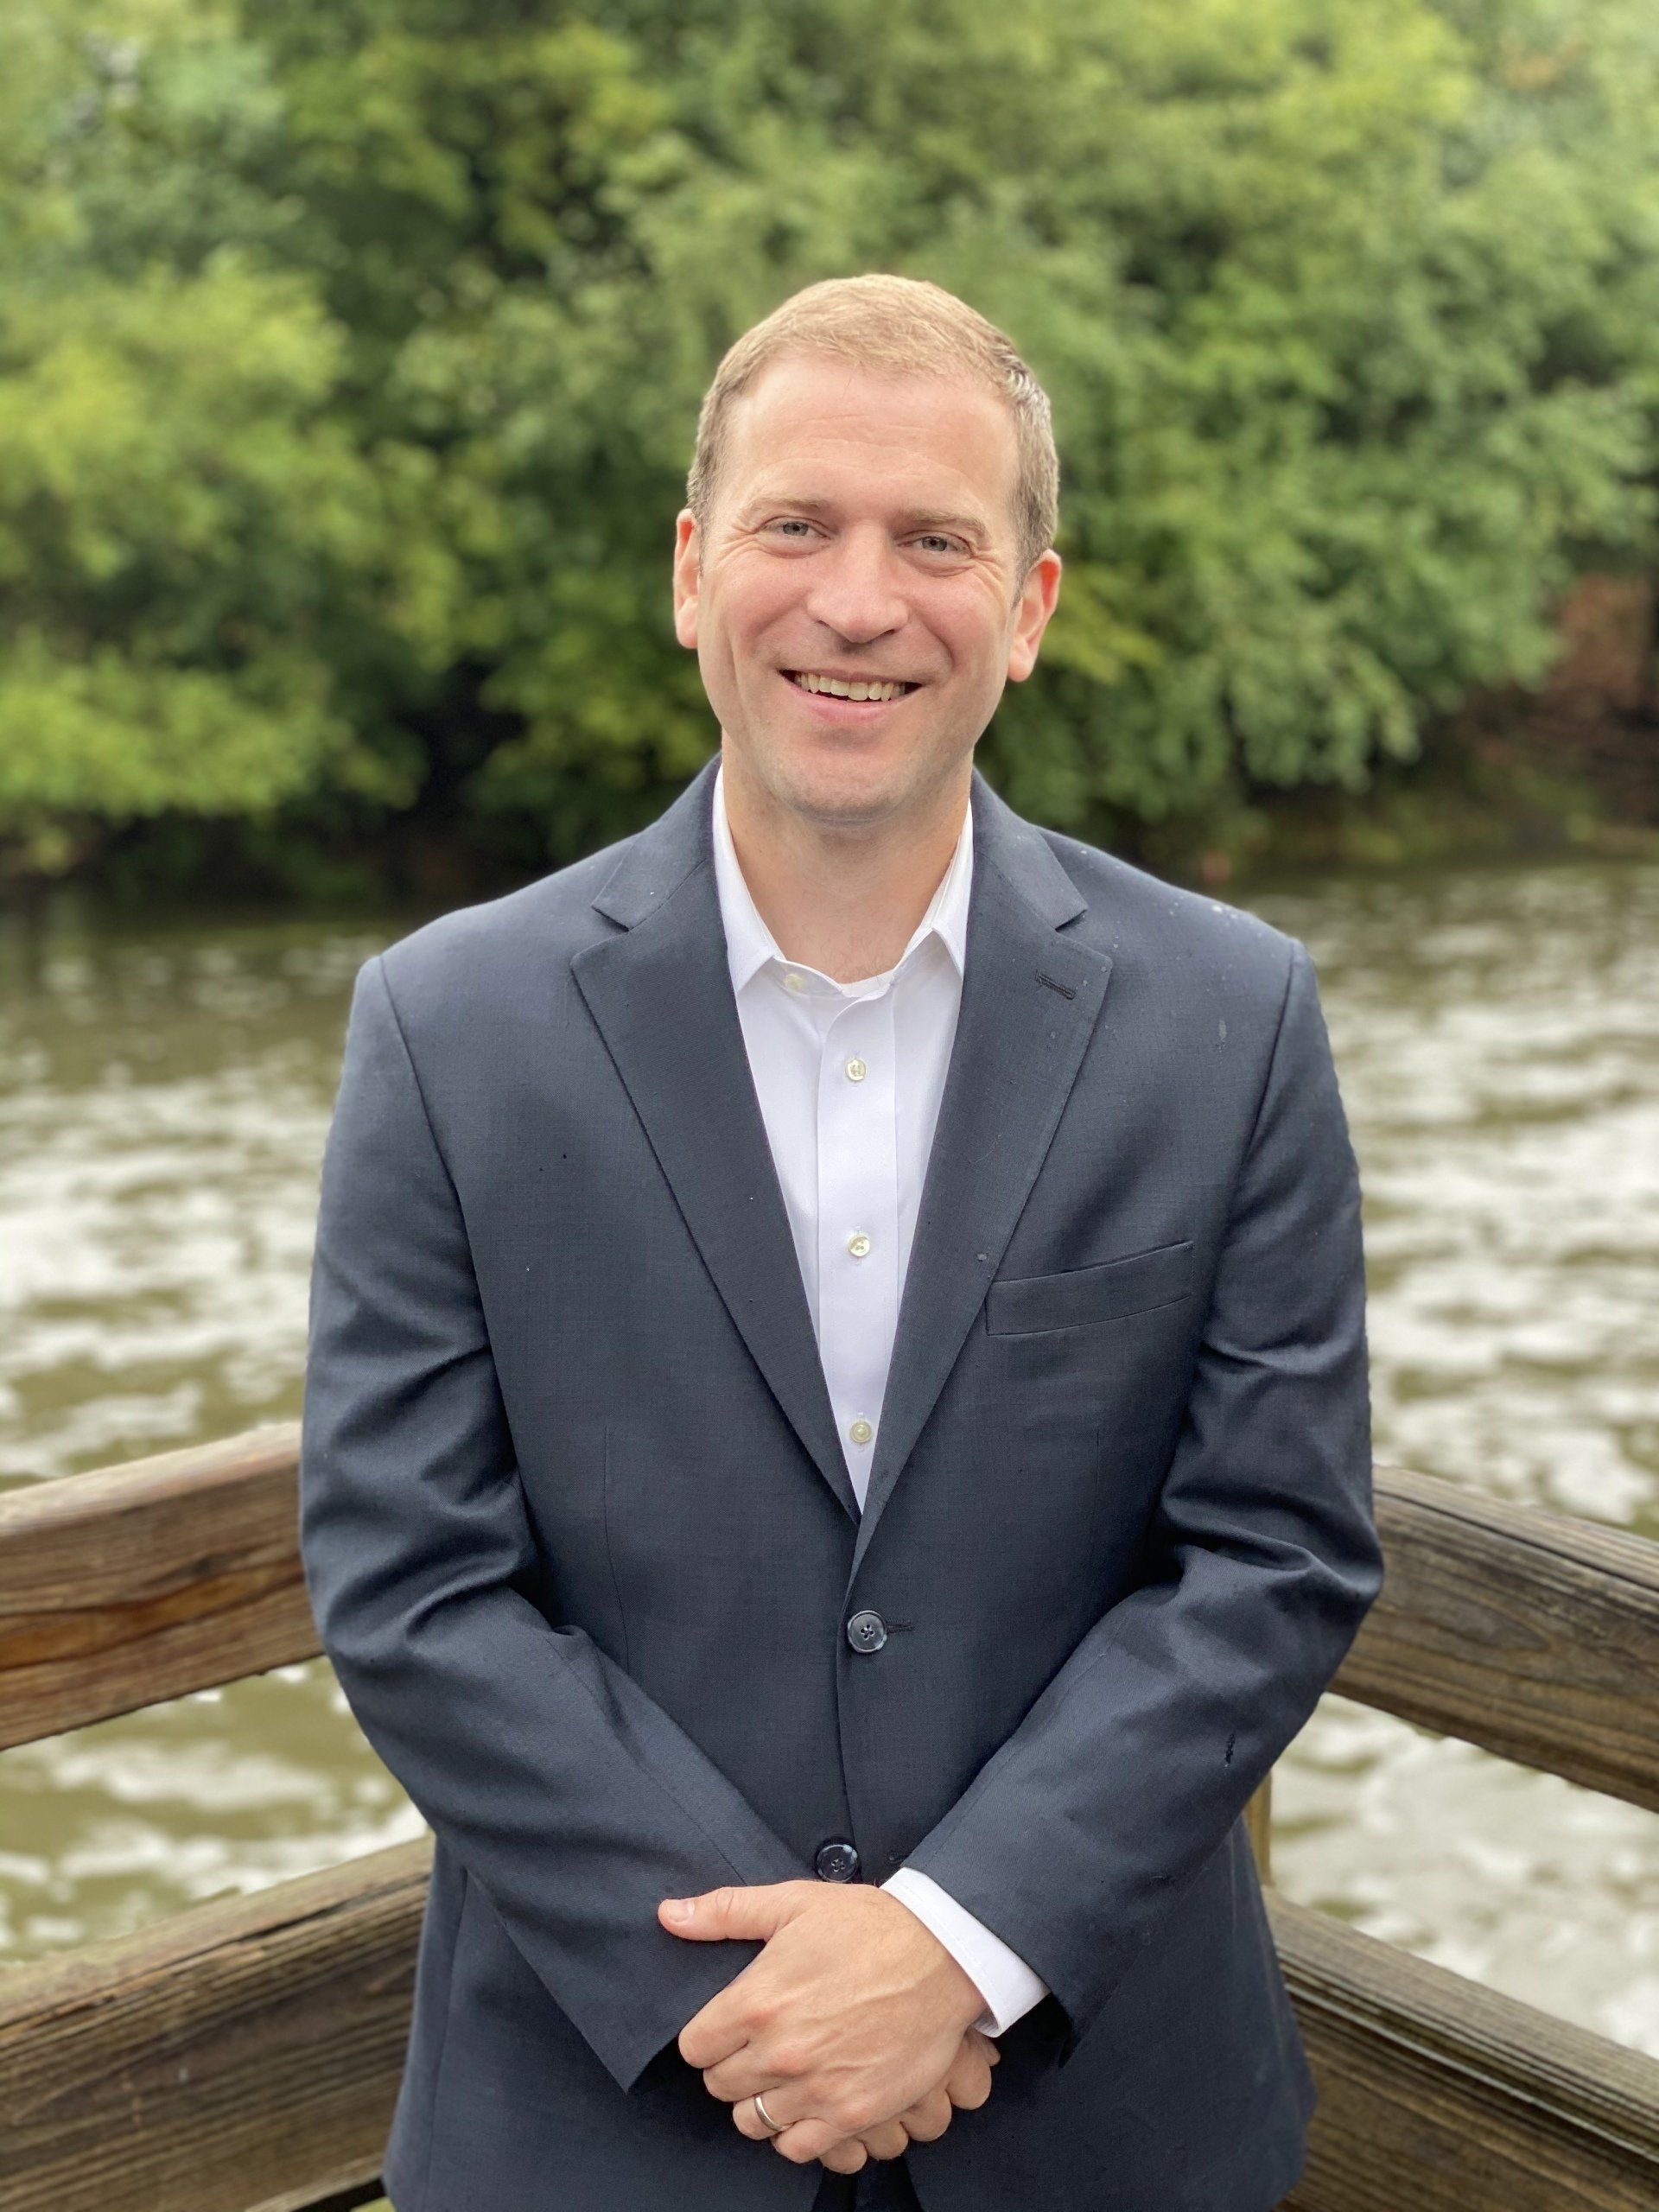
{"left": 744, "top": 494, "right": 992, "bottom": 541}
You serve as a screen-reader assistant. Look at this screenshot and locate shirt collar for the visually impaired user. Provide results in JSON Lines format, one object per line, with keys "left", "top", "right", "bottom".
{"left": 711, "top": 756, "right": 973, "bottom": 998}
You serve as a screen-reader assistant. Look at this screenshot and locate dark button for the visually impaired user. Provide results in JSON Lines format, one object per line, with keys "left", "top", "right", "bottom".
{"left": 815, "top": 1840, "right": 861, "bottom": 1882}
{"left": 846, "top": 1610, "right": 887, "bottom": 1653}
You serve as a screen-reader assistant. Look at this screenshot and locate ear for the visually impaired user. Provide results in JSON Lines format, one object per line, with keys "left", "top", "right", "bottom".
{"left": 672, "top": 509, "right": 701, "bottom": 650}
{"left": 1006, "top": 549, "right": 1063, "bottom": 683}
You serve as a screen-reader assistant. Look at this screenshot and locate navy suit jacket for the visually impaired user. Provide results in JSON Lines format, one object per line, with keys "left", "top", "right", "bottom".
{"left": 298, "top": 754, "right": 1384, "bottom": 2211}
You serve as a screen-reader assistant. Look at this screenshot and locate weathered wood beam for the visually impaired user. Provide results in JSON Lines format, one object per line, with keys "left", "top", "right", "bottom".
{"left": 1332, "top": 1462, "right": 1659, "bottom": 1814}
{"left": 1270, "top": 1888, "right": 1659, "bottom": 2211}
{"left": 0, "top": 1836, "right": 427, "bottom": 2212}
{"left": 0, "top": 1425, "right": 312, "bottom": 1750}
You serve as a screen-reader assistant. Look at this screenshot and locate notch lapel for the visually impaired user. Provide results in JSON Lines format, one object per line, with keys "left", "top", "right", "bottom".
{"left": 848, "top": 778, "right": 1111, "bottom": 1580}
{"left": 570, "top": 761, "right": 859, "bottom": 1524}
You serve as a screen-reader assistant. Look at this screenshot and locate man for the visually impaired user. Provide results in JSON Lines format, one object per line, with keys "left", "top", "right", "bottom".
{"left": 299, "top": 272, "right": 1384, "bottom": 2212}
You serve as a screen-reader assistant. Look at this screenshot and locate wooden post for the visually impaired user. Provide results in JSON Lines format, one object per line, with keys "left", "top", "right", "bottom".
{"left": 1247, "top": 1772, "right": 1272, "bottom": 1883}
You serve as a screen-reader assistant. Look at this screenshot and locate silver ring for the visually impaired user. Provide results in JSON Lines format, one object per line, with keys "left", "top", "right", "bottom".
{"left": 753, "top": 2089, "right": 785, "bottom": 2136}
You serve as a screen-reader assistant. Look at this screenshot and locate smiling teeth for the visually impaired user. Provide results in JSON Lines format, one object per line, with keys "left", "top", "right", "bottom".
{"left": 791, "top": 672, "right": 911, "bottom": 701}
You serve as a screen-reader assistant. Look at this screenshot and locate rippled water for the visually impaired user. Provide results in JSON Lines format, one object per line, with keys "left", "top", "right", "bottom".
{"left": 2, "top": 859, "right": 1656, "bottom": 2059}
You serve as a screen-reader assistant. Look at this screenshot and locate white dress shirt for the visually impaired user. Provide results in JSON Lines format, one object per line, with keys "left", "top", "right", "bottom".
{"left": 710, "top": 760, "right": 1049, "bottom": 2038}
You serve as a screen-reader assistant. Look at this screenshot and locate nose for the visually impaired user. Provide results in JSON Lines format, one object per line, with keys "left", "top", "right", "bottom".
{"left": 801, "top": 525, "right": 908, "bottom": 646}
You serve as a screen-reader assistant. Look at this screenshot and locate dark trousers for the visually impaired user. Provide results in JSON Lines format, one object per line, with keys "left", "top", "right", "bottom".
{"left": 810, "top": 2154, "right": 924, "bottom": 2211}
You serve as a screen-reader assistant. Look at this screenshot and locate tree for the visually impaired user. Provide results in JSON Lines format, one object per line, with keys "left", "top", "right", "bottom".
{"left": 3, "top": 0, "right": 1656, "bottom": 887}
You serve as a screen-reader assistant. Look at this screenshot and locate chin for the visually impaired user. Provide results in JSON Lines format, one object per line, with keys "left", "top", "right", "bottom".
{"left": 772, "top": 756, "right": 910, "bottom": 823}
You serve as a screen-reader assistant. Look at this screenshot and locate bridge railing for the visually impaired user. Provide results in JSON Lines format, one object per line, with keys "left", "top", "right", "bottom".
{"left": 2, "top": 1429, "right": 1656, "bottom": 2211}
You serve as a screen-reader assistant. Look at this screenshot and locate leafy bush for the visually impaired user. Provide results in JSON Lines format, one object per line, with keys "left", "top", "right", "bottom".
{"left": 3, "top": 0, "right": 1656, "bottom": 885}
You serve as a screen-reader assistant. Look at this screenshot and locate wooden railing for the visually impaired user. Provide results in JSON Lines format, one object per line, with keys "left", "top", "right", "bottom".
{"left": 1, "top": 1428, "right": 1656, "bottom": 2210}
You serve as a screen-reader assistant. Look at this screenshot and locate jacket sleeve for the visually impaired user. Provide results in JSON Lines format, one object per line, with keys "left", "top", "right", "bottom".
{"left": 899, "top": 938, "right": 1385, "bottom": 2063}
{"left": 297, "top": 954, "right": 806, "bottom": 2095}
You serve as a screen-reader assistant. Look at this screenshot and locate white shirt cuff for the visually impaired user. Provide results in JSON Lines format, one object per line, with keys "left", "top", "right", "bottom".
{"left": 880, "top": 1867, "right": 1049, "bottom": 2037}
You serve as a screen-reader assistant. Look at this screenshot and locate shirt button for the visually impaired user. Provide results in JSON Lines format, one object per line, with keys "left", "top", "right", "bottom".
{"left": 845, "top": 1056, "right": 868, "bottom": 1082}
{"left": 848, "top": 1417, "right": 874, "bottom": 1446}
{"left": 846, "top": 1610, "right": 887, "bottom": 1653}
{"left": 782, "top": 971, "right": 805, "bottom": 992}
{"left": 847, "top": 1231, "right": 871, "bottom": 1259}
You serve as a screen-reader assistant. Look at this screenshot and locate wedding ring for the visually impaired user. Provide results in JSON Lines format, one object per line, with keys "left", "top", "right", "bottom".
{"left": 753, "top": 2089, "right": 785, "bottom": 2136}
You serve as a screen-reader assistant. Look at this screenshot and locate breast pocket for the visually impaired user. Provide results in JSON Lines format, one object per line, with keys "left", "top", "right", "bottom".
{"left": 984, "top": 1238, "right": 1194, "bottom": 1336}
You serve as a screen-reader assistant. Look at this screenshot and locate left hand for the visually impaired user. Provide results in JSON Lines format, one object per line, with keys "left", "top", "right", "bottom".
{"left": 660, "top": 1879, "right": 988, "bottom": 2166}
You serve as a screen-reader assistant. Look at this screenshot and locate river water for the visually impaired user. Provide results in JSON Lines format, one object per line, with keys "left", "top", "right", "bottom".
{"left": 2, "top": 855, "right": 1656, "bottom": 2061}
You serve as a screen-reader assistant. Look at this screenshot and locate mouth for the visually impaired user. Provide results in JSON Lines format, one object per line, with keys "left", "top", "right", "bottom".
{"left": 779, "top": 669, "right": 923, "bottom": 719}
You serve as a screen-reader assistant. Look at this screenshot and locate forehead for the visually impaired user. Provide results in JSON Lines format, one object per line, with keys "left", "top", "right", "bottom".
{"left": 720, "top": 353, "right": 1019, "bottom": 531}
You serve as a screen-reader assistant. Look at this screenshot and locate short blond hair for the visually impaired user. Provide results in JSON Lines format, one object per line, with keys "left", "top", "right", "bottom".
{"left": 686, "top": 273, "right": 1058, "bottom": 585}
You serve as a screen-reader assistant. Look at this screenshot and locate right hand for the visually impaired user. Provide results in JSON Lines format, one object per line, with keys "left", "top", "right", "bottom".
{"left": 814, "top": 2025, "right": 1001, "bottom": 2175}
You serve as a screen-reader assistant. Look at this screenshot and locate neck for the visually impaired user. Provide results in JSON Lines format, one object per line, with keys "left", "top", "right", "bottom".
{"left": 720, "top": 747, "right": 969, "bottom": 984}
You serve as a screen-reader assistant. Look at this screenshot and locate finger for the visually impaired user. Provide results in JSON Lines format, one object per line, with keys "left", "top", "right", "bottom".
{"left": 680, "top": 2018, "right": 753, "bottom": 2079}
{"left": 855, "top": 2118, "right": 912, "bottom": 2161}
{"left": 658, "top": 1881, "right": 802, "bottom": 1944}
{"left": 942, "top": 2044, "right": 995, "bottom": 2110}
{"left": 734, "top": 2094, "right": 799, "bottom": 2145}
{"left": 817, "top": 2137, "right": 869, "bottom": 2175}
{"left": 700, "top": 2047, "right": 785, "bottom": 2104}
{"left": 895, "top": 2086, "right": 953, "bottom": 2143}
{"left": 768, "top": 2115, "right": 872, "bottom": 2166}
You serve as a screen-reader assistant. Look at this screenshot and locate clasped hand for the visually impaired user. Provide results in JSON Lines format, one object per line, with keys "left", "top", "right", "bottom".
{"left": 660, "top": 1879, "right": 1000, "bottom": 2173}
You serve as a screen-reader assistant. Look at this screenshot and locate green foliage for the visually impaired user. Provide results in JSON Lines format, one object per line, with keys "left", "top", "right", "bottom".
{"left": 3, "top": 0, "right": 1656, "bottom": 883}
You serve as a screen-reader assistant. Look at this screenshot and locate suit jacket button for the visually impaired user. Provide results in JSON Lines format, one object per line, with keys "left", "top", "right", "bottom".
{"left": 815, "top": 1840, "right": 861, "bottom": 1882}
{"left": 846, "top": 1610, "right": 887, "bottom": 1652}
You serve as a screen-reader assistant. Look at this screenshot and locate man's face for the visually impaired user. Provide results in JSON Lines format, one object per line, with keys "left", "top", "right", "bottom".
{"left": 672, "top": 352, "right": 1061, "bottom": 831}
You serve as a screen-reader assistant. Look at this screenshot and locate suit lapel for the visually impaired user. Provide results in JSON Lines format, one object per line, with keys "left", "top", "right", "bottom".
{"left": 849, "top": 778, "right": 1111, "bottom": 1578}
{"left": 570, "top": 755, "right": 1113, "bottom": 1559}
{"left": 571, "top": 762, "right": 859, "bottom": 1524}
